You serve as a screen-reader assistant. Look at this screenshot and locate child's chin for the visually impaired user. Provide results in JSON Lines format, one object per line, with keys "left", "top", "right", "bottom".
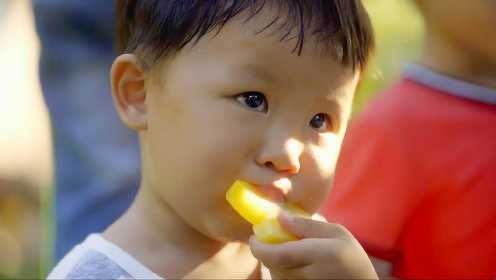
{"left": 205, "top": 223, "right": 252, "bottom": 243}
{"left": 199, "top": 211, "right": 253, "bottom": 243}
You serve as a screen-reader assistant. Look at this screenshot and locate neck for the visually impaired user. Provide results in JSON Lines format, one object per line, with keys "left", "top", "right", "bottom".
{"left": 104, "top": 179, "right": 259, "bottom": 279}
{"left": 419, "top": 25, "right": 496, "bottom": 89}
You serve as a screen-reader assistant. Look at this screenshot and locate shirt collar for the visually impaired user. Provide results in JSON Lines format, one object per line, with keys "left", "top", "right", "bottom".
{"left": 403, "top": 63, "right": 496, "bottom": 105}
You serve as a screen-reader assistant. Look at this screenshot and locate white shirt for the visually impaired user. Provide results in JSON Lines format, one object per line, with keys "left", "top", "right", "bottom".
{"left": 48, "top": 234, "right": 162, "bottom": 279}
{"left": 48, "top": 233, "right": 272, "bottom": 279}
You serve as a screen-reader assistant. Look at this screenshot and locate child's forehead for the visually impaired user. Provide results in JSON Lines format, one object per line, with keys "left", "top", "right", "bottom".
{"left": 146, "top": 7, "right": 359, "bottom": 103}
{"left": 202, "top": 11, "right": 332, "bottom": 56}
{"left": 170, "top": 38, "right": 354, "bottom": 96}
{"left": 159, "top": 29, "right": 358, "bottom": 107}
{"left": 173, "top": 12, "right": 354, "bottom": 83}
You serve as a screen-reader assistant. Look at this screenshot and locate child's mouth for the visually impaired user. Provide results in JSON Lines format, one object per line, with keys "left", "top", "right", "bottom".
{"left": 245, "top": 177, "right": 292, "bottom": 204}
{"left": 251, "top": 184, "right": 285, "bottom": 204}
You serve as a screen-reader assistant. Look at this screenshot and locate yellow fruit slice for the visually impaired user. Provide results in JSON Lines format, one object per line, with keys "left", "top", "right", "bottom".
{"left": 252, "top": 218, "right": 297, "bottom": 243}
{"left": 226, "top": 180, "right": 309, "bottom": 243}
{"left": 226, "top": 180, "right": 281, "bottom": 225}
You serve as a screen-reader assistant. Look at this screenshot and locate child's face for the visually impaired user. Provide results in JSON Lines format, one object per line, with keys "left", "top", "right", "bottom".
{"left": 142, "top": 11, "right": 359, "bottom": 242}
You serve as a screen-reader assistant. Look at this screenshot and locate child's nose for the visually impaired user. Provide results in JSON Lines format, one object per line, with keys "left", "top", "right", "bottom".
{"left": 255, "top": 138, "right": 303, "bottom": 174}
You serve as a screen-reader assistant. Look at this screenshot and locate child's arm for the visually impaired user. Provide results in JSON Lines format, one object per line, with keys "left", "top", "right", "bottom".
{"left": 249, "top": 212, "right": 378, "bottom": 279}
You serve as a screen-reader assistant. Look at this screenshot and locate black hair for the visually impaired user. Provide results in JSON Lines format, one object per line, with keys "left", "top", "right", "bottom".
{"left": 115, "top": 0, "right": 374, "bottom": 70}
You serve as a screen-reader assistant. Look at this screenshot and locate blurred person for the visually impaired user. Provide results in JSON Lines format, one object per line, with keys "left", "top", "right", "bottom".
{"left": 322, "top": 0, "right": 496, "bottom": 278}
{"left": 32, "top": 0, "right": 140, "bottom": 262}
{"left": 0, "top": 0, "right": 51, "bottom": 278}
{"left": 0, "top": 179, "right": 40, "bottom": 278}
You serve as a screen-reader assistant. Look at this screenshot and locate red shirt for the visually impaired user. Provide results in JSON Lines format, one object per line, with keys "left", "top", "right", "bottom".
{"left": 322, "top": 74, "right": 496, "bottom": 278}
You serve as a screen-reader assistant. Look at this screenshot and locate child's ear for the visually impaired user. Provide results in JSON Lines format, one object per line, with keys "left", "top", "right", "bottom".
{"left": 110, "top": 54, "right": 147, "bottom": 131}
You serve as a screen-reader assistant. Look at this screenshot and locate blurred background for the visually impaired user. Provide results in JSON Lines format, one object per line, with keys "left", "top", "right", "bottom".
{"left": 0, "top": 1, "right": 423, "bottom": 278}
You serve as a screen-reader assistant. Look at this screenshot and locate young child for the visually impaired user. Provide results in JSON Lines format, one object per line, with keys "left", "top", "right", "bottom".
{"left": 48, "top": 1, "right": 376, "bottom": 279}
{"left": 322, "top": 0, "right": 496, "bottom": 278}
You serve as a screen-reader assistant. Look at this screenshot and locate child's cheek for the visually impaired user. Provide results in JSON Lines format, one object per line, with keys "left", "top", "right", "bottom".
{"left": 308, "top": 133, "right": 342, "bottom": 177}
{"left": 297, "top": 177, "right": 333, "bottom": 213}
{"left": 293, "top": 134, "right": 342, "bottom": 211}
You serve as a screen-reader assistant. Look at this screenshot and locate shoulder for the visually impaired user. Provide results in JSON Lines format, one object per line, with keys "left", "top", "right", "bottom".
{"left": 357, "top": 79, "right": 439, "bottom": 127}
{"left": 48, "top": 248, "right": 133, "bottom": 279}
{"left": 47, "top": 234, "right": 161, "bottom": 280}
{"left": 348, "top": 78, "right": 444, "bottom": 147}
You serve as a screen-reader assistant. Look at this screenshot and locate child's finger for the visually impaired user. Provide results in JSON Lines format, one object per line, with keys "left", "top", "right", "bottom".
{"left": 249, "top": 235, "right": 333, "bottom": 269}
{"left": 278, "top": 211, "right": 348, "bottom": 239}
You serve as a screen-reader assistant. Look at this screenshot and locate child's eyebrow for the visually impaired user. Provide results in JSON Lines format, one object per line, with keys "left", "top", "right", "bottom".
{"left": 235, "top": 64, "right": 277, "bottom": 84}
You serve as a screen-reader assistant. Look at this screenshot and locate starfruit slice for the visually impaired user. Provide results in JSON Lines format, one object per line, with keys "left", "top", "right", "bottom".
{"left": 226, "top": 180, "right": 309, "bottom": 243}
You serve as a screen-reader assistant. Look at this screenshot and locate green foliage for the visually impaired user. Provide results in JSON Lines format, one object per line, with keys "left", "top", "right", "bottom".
{"left": 355, "top": 0, "right": 424, "bottom": 113}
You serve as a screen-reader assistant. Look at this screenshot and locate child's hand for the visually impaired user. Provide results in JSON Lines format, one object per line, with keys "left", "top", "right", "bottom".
{"left": 249, "top": 212, "right": 378, "bottom": 279}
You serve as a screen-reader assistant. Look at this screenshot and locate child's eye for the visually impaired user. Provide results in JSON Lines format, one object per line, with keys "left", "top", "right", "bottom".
{"left": 309, "top": 113, "right": 333, "bottom": 133}
{"left": 236, "top": 91, "right": 268, "bottom": 113}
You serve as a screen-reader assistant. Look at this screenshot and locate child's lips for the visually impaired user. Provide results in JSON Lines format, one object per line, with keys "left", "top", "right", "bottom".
{"left": 242, "top": 177, "right": 292, "bottom": 205}
{"left": 254, "top": 184, "right": 286, "bottom": 204}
